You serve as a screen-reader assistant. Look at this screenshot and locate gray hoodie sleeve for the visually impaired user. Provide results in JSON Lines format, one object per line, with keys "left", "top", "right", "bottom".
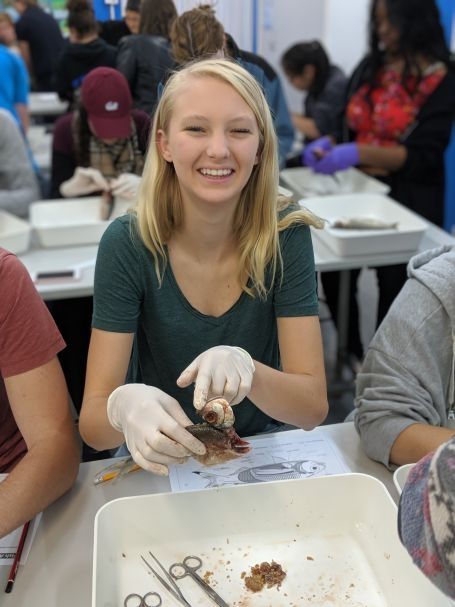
{"left": 0, "top": 111, "right": 40, "bottom": 217}
{"left": 354, "top": 276, "right": 453, "bottom": 469}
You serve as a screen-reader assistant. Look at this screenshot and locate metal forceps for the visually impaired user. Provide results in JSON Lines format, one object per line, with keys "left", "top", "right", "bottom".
{"left": 170, "top": 556, "right": 229, "bottom": 607}
{"left": 140, "top": 552, "right": 192, "bottom": 607}
{"left": 124, "top": 591, "right": 162, "bottom": 607}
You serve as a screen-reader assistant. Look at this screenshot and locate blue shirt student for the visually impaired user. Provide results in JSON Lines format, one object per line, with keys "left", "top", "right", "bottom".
{"left": 0, "top": 45, "right": 28, "bottom": 126}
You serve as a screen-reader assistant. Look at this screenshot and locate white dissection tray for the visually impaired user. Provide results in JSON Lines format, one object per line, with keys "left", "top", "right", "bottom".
{"left": 93, "top": 473, "right": 451, "bottom": 607}
{"left": 301, "top": 193, "right": 428, "bottom": 256}
{"left": 0, "top": 210, "right": 32, "bottom": 254}
{"left": 29, "top": 197, "right": 129, "bottom": 247}
{"left": 280, "top": 167, "right": 391, "bottom": 198}
{"left": 393, "top": 464, "right": 415, "bottom": 495}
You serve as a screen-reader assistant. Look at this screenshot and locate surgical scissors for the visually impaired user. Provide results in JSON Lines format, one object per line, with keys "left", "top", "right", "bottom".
{"left": 124, "top": 591, "right": 162, "bottom": 607}
{"left": 169, "top": 556, "right": 229, "bottom": 607}
{"left": 140, "top": 552, "right": 192, "bottom": 607}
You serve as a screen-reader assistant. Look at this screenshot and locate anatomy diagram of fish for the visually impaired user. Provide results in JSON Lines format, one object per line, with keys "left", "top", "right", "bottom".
{"left": 169, "top": 429, "right": 350, "bottom": 493}
{"left": 194, "top": 458, "right": 326, "bottom": 488}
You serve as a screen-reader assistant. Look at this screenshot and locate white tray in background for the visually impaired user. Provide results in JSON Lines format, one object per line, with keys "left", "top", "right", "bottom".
{"left": 93, "top": 473, "right": 450, "bottom": 607}
{"left": 0, "top": 210, "right": 32, "bottom": 254}
{"left": 280, "top": 166, "right": 390, "bottom": 198}
{"left": 29, "top": 197, "right": 130, "bottom": 248}
{"left": 393, "top": 464, "right": 415, "bottom": 495}
{"left": 301, "top": 193, "right": 428, "bottom": 257}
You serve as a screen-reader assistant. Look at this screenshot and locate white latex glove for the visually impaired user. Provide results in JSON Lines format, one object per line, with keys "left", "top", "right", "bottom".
{"left": 177, "top": 346, "right": 256, "bottom": 410}
{"left": 59, "top": 167, "right": 110, "bottom": 197}
{"left": 107, "top": 383, "right": 206, "bottom": 475}
{"left": 110, "top": 172, "right": 141, "bottom": 200}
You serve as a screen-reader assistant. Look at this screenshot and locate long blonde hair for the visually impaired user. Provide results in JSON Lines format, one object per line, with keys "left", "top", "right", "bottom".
{"left": 136, "top": 58, "right": 322, "bottom": 298}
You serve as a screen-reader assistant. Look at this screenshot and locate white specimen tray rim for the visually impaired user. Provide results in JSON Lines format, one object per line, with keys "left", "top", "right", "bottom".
{"left": 393, "top": 463, "right": 415, "bottom": 495}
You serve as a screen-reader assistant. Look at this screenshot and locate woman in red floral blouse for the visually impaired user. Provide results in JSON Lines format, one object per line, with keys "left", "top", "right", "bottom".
{"left": 305, "top": 0, "right": 455, "bottom": 365}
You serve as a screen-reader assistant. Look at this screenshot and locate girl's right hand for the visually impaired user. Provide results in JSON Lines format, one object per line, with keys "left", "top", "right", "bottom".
{"left": 106, "top": 383, "right": 206, "bottom": 475}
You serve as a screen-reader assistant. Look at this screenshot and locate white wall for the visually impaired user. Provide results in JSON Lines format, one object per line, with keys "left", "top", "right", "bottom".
{"left": 324, "top": 0, "right": 369, "bottom": 76}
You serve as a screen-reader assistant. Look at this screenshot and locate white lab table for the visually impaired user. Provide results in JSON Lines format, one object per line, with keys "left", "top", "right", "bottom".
{"left": 312, "top": 220, "right": 455, "bottom": 271}
{"left": 20, "top": 244, "right": 97, "bottom": 300}
{"left": 0, "top": 422, "right": 397, "bottom": 606}
{"left": 29, "top": 92, "right": 68, "bottom": 117}
{"left": 18, "top": 220, "right": 455, "bottom": 301}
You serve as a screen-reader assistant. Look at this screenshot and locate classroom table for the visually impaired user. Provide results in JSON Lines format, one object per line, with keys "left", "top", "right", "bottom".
{"left": 20, "top": 244, "right": 98, "bottom": 300}
{"left": 1, "top": 422, "right": 398, "bottom": 606}
{"left": 29, "top": 92, "right": 68, "bottom": 117}
{"left": 19, "top": 216, "right": 455, "bottom": 301}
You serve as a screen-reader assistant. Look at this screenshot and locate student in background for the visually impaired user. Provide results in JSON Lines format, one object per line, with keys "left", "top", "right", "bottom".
{"left": 0, "top": 34, "right": 29, "bottom": 133}
{"left": 305, "top": 0, "right": 455, "bottom": 366}
{"left": 79, "top": 59, "right": 328, "bottom": 476}
{"left": 51, "top": 66, "right": 149, "bottom": 199}
{"left": 170, "top": 4, "right": 294, "bottom": 167}
{"left": 281, "top": 40, "right": 347, "bottom": 143}
{"left": 354, "top": 246, "right": 455, "bottom": 469}
{"left": 399, "top": 435, "right": 455, "bottom": 600}
{"left": 116, "top": 0, "right": 176, "bottom": 115}
{"left": 55, "top": 0, "right": 117, "bottom": 106}
{"left": 99, "top": 0, "right": 141, "bottom": 47}
{"left": 0, "top": 247, "right": 80, "bottom": 538}
{"left": 0, "top": 12, "right": 21, "bottom": 54}
{"left": 0, "top": 109, "right": 39, "bottom": 217}
{"left": 13, "top": 0, "right": 65, "bottom": 91}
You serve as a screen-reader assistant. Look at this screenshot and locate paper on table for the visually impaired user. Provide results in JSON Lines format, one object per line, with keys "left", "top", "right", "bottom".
{"left": 169, "top": 428, "right": 350, "bottom": 492}
{"left": 0, "top": 474, "right": 42, "bottom": 565}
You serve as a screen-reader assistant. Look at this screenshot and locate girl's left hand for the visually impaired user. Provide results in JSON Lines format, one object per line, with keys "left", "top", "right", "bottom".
{"left": 177, "top": 346, "right": 255, "bottom": 410}
{"left": 110, "top": 172, "right": 142, "bottom": 200}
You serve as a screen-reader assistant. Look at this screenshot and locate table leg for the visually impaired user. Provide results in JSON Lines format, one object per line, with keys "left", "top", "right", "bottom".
{"left": 335, "top": 269, "right": 351, "bottom": 378}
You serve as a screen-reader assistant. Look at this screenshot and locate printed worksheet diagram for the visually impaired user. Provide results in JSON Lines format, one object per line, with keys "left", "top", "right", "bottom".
{"left": 169, "top": 428, "right": 350, "bottom": 492}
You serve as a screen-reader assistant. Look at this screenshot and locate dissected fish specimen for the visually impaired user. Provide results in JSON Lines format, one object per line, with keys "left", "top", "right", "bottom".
{"left": 187, "top": 424, "right": 250, "bottom": 466}
{"left": 330, "top": 216, "right": 398, "bottom": 230}
{"left": 187, "top": 397, "right": 250, "bottom": 466}
{"left": 199, "top": 398, "right": 235, "bottom": 428}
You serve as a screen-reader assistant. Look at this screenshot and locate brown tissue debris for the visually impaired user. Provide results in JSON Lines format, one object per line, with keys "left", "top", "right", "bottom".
{"left": 203, "top": 570, "right": 213, "bottom": 583}
{"left": 244, "top": 560, "right": 286, "bottom": 593}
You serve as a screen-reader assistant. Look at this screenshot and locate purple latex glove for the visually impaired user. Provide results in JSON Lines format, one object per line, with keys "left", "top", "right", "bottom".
{"left": 302, "top": 136, "right": 334, "bottom": 169}
{"left": 312, "top": 142, "right": 360, "bottom": 175}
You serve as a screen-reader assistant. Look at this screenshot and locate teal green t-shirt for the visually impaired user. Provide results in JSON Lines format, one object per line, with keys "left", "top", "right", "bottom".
{"left": 93, "top": 214, "right": 318, "bottom": 436}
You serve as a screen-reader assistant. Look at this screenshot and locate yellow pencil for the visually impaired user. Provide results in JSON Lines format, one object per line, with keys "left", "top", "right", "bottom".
{"left": 93, "top": 460, "right": 141, "bottom": 485}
